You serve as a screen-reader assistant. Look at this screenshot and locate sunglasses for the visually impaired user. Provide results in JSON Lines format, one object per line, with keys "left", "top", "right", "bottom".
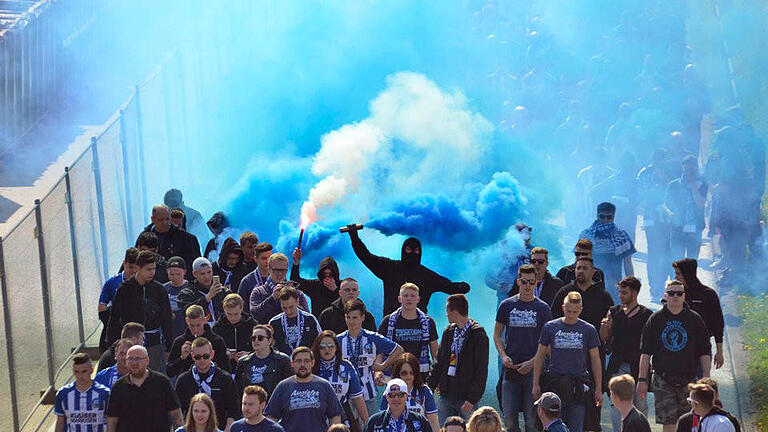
{"left": 387, "top": 392, "right": 407, "bottom": 399}
{"left": 518, "top": 278, "right": 536, "bottom": 285}
{"left": 193, "top": 354, "right": 211, "bottom": 360}
{"left": 252, "top": 334, "right": 270, "bottom": 342}
{"left": 530, "top": 259, "right": 546, "bottom": 264}
{"left": 319, "top": 343, "right": 336, "bottom": 350}
{"left": 598, "top": 214, "right": 614, "bottom": 221}
{"left": 666, "top": 290, "right": 685, "bottom": 297}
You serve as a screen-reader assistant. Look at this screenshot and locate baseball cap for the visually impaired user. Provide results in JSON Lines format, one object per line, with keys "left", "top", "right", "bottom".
{"left": 383, "top": 378, "right": 408, "bottom": 396}
{"left": 534, "top": 392, "right": 561, "bottom": 411}
{"left": 167, "top": 256, "right": 186, "bottom": 270}
{"left": 192, "top": 257, "right": 212, "bottom": 272}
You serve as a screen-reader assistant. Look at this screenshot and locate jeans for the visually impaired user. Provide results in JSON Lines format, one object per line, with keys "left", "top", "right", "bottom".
{"left": 644, "top": 226, "right": 670, "bottom": 300}
{"left": 562, "top": 402, "right": 585, "bottom": 432}
{"left": 609, "top": 363, "right": 648, "bottom": 432}
{"left": 501, "top": 372, "right": 535, "bottom": 432}
{"left": 437, "top": 396, "right": 474, "bottom": 422}
{"left": 669, "top": 229, "right": 702, "bottom": 261}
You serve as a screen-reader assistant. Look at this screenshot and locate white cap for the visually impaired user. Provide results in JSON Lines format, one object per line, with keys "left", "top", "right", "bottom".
{"left": 383, "top": 378, "right": 408, "bottom": 396}
{"left": 192, "top": 257, "right": 212, "bottom": 272}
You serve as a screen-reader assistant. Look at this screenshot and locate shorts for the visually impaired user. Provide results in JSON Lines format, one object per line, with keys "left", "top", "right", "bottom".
{"left": 652, "top": 373, "right": 691, "bottom": 425}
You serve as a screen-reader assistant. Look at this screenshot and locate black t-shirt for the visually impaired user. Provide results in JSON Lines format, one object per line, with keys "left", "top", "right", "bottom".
{"left": 608, "top": 304, "right": 653, "bottom": 376}
{"left": 106, "top": 370, "right": 181, "bottom": 432}
{"left": 622, "top": 406, "right": 651, "bottom": 432}
{"left": 552, "top": 283, "right": 614, "bottom": 330}
{"left": 640, "top": 306, "right": 711, "bottom": 375}
{"left": 378, "top": 313, "right": 438, "bottom": 370}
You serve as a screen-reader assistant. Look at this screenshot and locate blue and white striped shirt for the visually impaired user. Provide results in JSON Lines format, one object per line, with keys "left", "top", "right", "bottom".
{"left": 54, "top": 381, "right": 111, "bottom": 432}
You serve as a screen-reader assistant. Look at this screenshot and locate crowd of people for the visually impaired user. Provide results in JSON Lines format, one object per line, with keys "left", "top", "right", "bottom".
{"left": 49, "top": 183, "right": 745, "bottom": 432}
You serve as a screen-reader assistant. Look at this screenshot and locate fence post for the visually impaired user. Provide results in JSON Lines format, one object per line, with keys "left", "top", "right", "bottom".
{"left": 119, "top": 109, "right": 134, "bottom": 241}
{"left": 33, "top": 199, "right": 56, "bottom": 396}
{"left": 91, "top": 137, "right": 110, "bottom": 281}
{"left": 134, "top": 85, "right": 149, "bottom": 223}
{"left": 0, "top": 237, "right": 21, "bottom": 432}
{"left": 64, "top": 167, "right": 85, "bottom": 344}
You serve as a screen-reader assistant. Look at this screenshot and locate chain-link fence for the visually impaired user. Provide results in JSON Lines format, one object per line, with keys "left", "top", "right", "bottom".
{"left": 0, "top": 38, "right": 210, "bottom": 430}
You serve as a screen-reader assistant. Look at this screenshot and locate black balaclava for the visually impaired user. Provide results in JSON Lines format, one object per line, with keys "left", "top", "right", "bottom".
{"left": 401, "top": 237, "right": 422, "bottom": 267}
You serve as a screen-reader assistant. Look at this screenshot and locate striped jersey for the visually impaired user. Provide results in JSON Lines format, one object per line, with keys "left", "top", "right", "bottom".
{"left": 93, "top": 365, "right": 123, "bottom": 389}
{"left": 337, "top": 329, "right": 397, "bottom": 400}
{"left": 54, "top": 381, "right": 111, "bottom": 432}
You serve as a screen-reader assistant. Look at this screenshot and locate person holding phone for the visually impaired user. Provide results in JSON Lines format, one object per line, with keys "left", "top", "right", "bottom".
{"left": 179, "top": 257, "right": 229, "bottom": 323}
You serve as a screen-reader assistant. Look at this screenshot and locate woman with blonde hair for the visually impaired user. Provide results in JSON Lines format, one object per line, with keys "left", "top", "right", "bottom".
{"left": 175, "top": 393, "right": 221, "bottom": 432}
{"left": 467, "top": 406, "right": 503, "bottom": 432}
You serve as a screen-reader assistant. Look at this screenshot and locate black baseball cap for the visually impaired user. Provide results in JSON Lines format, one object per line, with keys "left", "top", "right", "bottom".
{"left": 167, "top": 256, "right": 186, "bottom": 270}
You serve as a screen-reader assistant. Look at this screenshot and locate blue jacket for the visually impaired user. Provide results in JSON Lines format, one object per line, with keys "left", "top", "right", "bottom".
{"left": 544, "top": 418, "right": 570, "bottom": 432}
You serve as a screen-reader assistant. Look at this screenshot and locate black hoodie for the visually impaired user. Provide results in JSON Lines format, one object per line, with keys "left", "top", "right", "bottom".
{"left": 212, "top": 237, "right": 247, "bottom": 292}
{"left": 211, "top": 313, "right": 255, "bottom": 370}
{"left": 204, "top": 212, "right": 230, "bottom": 259}
{"left": 290, "top": 256, "right": 341, "bottom": 316}
{"left": 673, "top": 258, "right": 725, "bottom": 343}
{"left": 350, "top": 233, "right": 470, "bottom": 315}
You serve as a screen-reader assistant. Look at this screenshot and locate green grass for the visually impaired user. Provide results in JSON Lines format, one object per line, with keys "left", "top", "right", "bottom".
{"left": 739, "top": 292, "right": 768, "bottom": 430}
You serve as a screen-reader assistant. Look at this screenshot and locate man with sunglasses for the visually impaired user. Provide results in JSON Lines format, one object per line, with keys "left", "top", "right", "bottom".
{"left": 365, "top": 378, "right": 432, "bottom": 432}
{"left": 508, "top": 248, "right": 563, "bottom": 307}
{"left": 556, "top": 239, "right": 605, "bottom": 291}
{"left": 235, "top": 324, "right": 293, "bottom": 398}
{"left": 578, "top": 202, "right": 635, "bottom": 300}
{"left": 495, "top": 265, "right": 551, "bottom": 431}
{"left": 637, "top": 280, "right": 711, "bottom": 432}
{"left": 175, "top": 337, "right": 241, "bottom": 430}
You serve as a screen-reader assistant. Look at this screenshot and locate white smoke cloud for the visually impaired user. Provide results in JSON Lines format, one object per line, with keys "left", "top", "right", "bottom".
{"left": 301, "top": 71, "right": 494, "bottom": 221}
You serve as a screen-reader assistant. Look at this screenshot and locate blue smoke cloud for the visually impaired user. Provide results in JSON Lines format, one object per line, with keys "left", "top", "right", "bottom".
{"left": 367, "top": 171, "right": 528, "bottom": 250}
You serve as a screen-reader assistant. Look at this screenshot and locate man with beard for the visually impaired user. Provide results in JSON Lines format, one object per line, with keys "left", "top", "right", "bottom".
{"left": 550, "top": 258, "right": 612, "bottom": 432}
{"left": 265, "top": 347, "right": 343, "bottom": 431}
{"left": 291, "top": 249, "right": 342, "bottom": 317}
{"left": 578, "top": 202, "right": 635, "bottom": 300}
{"left": 508, "top": 247, "right": 563, "bottom": 307}
{"left": 345, "top": 226, "right": 469, "bottom": 315}
{"left": 599, "top": 276, "right": 652, "bottom": 432}
{"left": 178, "top": 257, "right": 228, "bottom": 324}
{"left": 139, "top": 204, "right": 200, "bottom": 275}
{"left": 107, "top": 251, "right": 173, "bottom": 373}
{"left": 556, "top": 239, "right": 606, "bottom": 291}
{"left": 232, "top": 385, "right": 285, "bottom": 432}
{"left": 106, "top": 345, "right": 182, "bottom": 432}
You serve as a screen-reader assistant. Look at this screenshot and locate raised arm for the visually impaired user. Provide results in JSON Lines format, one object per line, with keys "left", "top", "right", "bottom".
{"left": 348, "top": 230, "right": 394, "bottom": 280}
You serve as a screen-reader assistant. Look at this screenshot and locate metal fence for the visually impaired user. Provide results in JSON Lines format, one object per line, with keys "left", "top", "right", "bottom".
{"left": 0, "top": 39, "right": 212, "bottom": 430}
{"left": 0, "top": 0, "right": 99, "bottom": 156}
